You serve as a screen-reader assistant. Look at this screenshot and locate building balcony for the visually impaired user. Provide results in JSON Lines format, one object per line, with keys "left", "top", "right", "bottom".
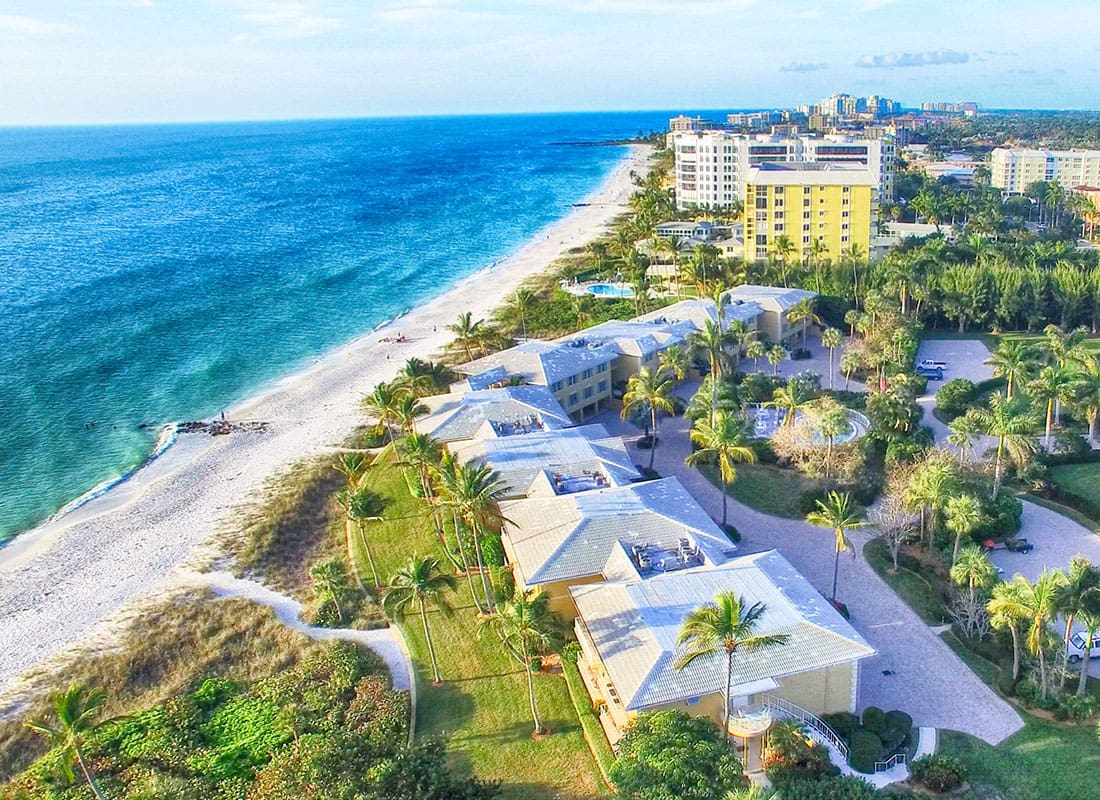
{"left": 727, "top": 704, "right": 773, "bottom": 737}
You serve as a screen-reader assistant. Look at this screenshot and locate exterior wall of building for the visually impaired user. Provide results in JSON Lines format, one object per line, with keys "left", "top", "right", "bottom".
{"left": 992, "top": 148, "right": 1100, "bottom": 194}
{"left": 672, "top": 131, "right": 894, "bottom": 210}
{"left": 549, "top": 361, "right": 612, "bottom": 419}
{"left": 530, "top": 573, "right": 604, "bottom": 619}
{"left": 773, "top": 661, "right": 857, "bottom": 716}
{"left": 742, "top": 179, "right": 872, "bottom": 264}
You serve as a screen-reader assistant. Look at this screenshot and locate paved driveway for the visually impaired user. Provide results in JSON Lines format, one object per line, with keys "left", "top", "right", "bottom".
{"left": 771, "top": 334, "right": 867, "bottom": 393}
{"left": 594, "top": 407, "right": 1023, "bottom": 745}
{"left": 915, "top": 339, "right": 994, "bottom": 386}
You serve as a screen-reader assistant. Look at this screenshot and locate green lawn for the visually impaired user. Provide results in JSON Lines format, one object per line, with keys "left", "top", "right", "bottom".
{"left": 368, "top": 462, "right": 608, "bottom": 800}
{"left": 701, "top": 462, "right": 825, "bottom": 519}
{"left": 1051, "top": 462, "right": 1100, "bottom": 503}
{"left": 863, "top": 540, "right": 951, "bottom": 625}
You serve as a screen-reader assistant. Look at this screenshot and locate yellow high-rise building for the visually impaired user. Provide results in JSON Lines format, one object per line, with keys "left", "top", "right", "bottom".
{"left": 743, "top": 162, "right": 874, "bottom": 264}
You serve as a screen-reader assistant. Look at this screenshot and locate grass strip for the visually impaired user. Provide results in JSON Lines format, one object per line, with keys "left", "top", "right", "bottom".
{"left": 562, "top": 650, "right": 616, "bottom": 791}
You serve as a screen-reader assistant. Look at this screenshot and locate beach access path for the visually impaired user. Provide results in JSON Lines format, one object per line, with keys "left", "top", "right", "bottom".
{"left": 0, "top": 145, "right": 651, "bottom": 700}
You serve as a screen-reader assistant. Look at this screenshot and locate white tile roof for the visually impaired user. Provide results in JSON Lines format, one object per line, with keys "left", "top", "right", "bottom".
{"left": 456, "top": 340, "right": 619, "bottom": 386}
{"left": 724, "top": 284, "right": 818, "bottom": 314}
{"left": 414, "top": 386, "right": 572, "bottom": 443}
{"left": 634, "top": 298, "right": 763, "bottom": 331}
{"left": 501, "top": 477, "right": 736, "bottom": 586}
{"left": 571, "top": 550, "right": 876, "bottom": 711}
{"left": 449, "top": 424, "right": 641, "bottom": 499}
{"left": 555, "top": 319, "right": 691, "bottom": 359}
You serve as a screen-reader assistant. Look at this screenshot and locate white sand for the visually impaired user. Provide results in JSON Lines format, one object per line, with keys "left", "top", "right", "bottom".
{"left": 0, "top": 144, "right": 650, "bottom": 697}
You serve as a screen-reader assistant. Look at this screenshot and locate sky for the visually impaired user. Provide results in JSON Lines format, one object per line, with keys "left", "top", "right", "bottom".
{"left": 1, "top": 0, "right": 1097, "bottom": 125}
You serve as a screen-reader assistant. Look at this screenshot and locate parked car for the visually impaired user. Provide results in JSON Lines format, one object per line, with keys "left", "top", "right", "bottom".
{"left": 1004, "top": 536, "right": 1034, "bottom": 553}
{"left": 1067, "top": 631, "right": 1100, "bottom": 664}
{"left": 916, "top": 367, "right": 944, "bottom": 380}
{"left": 918, "top": 359, "right": 948, "bottom": 370}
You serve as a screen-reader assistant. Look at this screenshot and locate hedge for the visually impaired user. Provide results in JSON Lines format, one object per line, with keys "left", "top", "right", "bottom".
{"left": 560, "top": 644, "right": 616, "bottom": 790}
{"left": 848, "top": 729, "right": 884, "bottom": 774}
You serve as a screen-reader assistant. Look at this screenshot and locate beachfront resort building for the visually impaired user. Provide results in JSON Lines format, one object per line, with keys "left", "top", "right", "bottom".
{"left": 571, "top": 550, "right": 876, "bottom": 769}
{"left": 991, "top": 147, "right": 1100, "bottom": 194}
{"left": 499, "top": 477, "right": 736, "bottom": 617}
{"left": 414, "top": 385, "right": 572, "bottom": 444}
{"left": 722, "top": 285, "right": 818, "bottom": 344}
{"left": 742, "top": 163, "right": 874, "bottom": 264}
{"left": 670, "top": 131, "right": 895, "bottom": 210}
{"left": 634, "top": 296, "right": 764, "bottom": 335}
{"left": 454, "top": 319, "right": 692, "bottom": 418}
{"left": 448, "top": 423, "right": 641, "bottom": 500}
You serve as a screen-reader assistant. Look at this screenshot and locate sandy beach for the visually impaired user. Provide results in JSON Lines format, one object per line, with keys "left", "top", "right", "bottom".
{"left": 0, "top": 144, "right": 650, "bottom": 699}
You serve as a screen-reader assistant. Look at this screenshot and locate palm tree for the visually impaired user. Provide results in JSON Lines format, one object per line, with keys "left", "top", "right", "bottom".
{"left": 988, "top": 579, "right": 1028, "bottom": 682}
{"left": 745, "top": 339, "right": 765, "bottom": 373}
{"left": 947, "top": 413, "right": 982, "bottom": 464}
{"left": 769, "top": 235, "right": 796, "bottom": 286}
{"left": 447, "top": 311, "right": 483, "bottom": 362}
{"left": 807, "top": 397, "right": 851, "bottom": 480}
{"left": 950, "top": 545, "right": 998, "bottom": 607}
{"left": 398, "top": 432, "right": 445, "bottom": 543}
{"left": 1029, "top": 365, "right": 1077, "bottom": 449}
{"left": 1022, "top": 570, "right": 1069, "bottom": 699}
{"left": 945, "top": 494, "right": 984, "bottom": 566}
{"left": 26, "top": 685, "right": 108, "bottom": 800}
{"left": 392, "top": 394, "right": 429, "bottom": 436}
{"left": 689, "top": 319, "right": 732, "bottom": 392}
{"left": 786, "top": 298, "right": 820, "bottom": 346}
{"left": 685, "top": 411, "right": 756, "bottom": 528}
{"left": 341, "top": 485, "right": 385, "bottom": 587}
{"left": 310, "top": 558, "right": 350, "bottom": 624}
{"left": 479, "top": 590, "right": 563, "bottom": 736}
{"left": 332, "top": 452, "right": 370, "bottom": 489}
{"left": 622, "top": 366, "right": 676, "bottom": 471}
{"left": 766, "top": 344, "right": 785, "bottom": 377}
{"left": 434, "top": 452, "right": 483, "bottom": 605}
{"left": 383, "top": 555, "right": 457, "bottom": 685}
{"left": 765, "top": 378, "right": 812, "bottom": 428}
{"left": 362, "top": 381, "right": 404, "bottom": 445}
{"left": 986, "top": 339, "right": 1037, "bottom": 399}
{"left": 1074, "top": 600, "right": 1100, "bottom": 695}
{"left": 905, "top": 455, "right": 958, "bottom": 550}
{"left": 675, "top": 592, "right": 789, "bottom": 741}
{"left": 805, "top": 492, "right": 866, "bottom": 603}
{"left": 504, "top": 288, "right": 536, "bottom": 340}
{"left": 840, "top": 351, "right": 862, "bottom": 390}
{"left": 658, "top": 344, "right": 691, "bottom": 382}
{"left": 1055, "top": 557, "right": 1100, "bottom": 690}
{"left": 968, "top": 395, "right": 1039, "bottom": 499}
{"left": 1075, "top": 362, "right": 1100, "bottom": 442}
{"left": 446, "top": 462, "right": 508, "bottom": 614}
{"left": 399, "top": 357, "right": 453, "bottom": 397}
{"left": 821, "top": 327, "right": 842, "bottom": 390}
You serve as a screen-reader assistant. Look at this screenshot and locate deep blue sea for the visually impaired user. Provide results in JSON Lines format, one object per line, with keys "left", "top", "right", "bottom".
{"left": 0, "top": 112, "right": 673, "bottom": 541}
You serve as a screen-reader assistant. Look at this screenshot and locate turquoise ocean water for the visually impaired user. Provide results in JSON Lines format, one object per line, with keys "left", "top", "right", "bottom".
{"left": 0, "top": 112, "right": 671, "bottom": 541}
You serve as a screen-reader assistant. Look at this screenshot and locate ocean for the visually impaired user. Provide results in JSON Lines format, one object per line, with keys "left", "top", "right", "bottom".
{"left": 0, "top": 112, "right": 672, "bottom": 542}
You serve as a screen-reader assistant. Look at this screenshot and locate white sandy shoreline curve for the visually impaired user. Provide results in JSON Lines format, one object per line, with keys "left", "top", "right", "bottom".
{"left": 0, "top": 144, "right": 651, "bottom": 698}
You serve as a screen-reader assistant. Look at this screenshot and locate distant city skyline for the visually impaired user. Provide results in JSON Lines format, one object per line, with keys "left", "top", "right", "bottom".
{"left": 2, "top": 0, "right": 1097, "bottom": 126}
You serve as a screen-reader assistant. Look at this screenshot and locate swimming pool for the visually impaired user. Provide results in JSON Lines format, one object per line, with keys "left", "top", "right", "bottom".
{"left": 585, "top": 283, "right": 635, "bottom": 298}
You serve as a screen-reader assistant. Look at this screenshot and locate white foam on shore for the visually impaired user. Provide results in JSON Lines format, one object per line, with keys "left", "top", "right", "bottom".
{"left": 0, "top": 145, "right": 651, "bottom": 697}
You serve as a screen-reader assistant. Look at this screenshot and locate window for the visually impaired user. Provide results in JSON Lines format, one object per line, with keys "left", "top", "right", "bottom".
{"left": 774, "top": 223, "right": 784, "bottom": 232}
{"left": 568, "top": 392, "right": 579, "bottom": 406}
{"left": 597, "top": 362, "right": 608, "bottom": 373}
{"left": 842, "top": 210, "right": 850, "bottom": 218}
{"left": 774, "top": 186, "right": 785, "bottom": 194}
{"left": 582, "top": 368, "right": 593, "bottom": 379}
{"left": 756, "top": 234, "right": 768, "bottom": 245}
{"left": 803, "top": 223, "right": 811, "bottom": 231}
{"left": 598, "top": 380, "right": 607, "bottom": 392}
{"left": 584, "top": 386, "right": 594, "bottom": 400}
{"left": 756, "top": 246, "right": 768, "bottom": 259}
{"left": 803, "top": 186, "right": 812, "bottom": 194}
{"left": 803, "top": 211, "right": 811, "bottom": 220}
{"left": 843, "top": 186, "right": 851, "bottom": 193}
{"left": 551, "top": 381, "right": 563, "bottom": 392}
{"left": 802, "top": 235, "right": 811, "bottom": 244}
{"left": 803, "top": 198, "right": 811, "bottom": 207}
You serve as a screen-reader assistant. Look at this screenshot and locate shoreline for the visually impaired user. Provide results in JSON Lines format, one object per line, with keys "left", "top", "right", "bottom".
{"left": 0, "top": 144, "right": 650, "bottom": 698}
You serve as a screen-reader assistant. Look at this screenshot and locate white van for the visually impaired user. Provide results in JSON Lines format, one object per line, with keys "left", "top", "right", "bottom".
{"left": 1067, "top": 631, "right": 1100, "bottom": 663}
{"left": 917, "top": 359, "right": 948, "bottom": 370}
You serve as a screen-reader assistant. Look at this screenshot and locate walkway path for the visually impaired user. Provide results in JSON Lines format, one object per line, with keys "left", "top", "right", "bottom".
{"left": 180, "top": 570, "right": 414, "bottom": 692}
{"left": 594, "top": 407, "right": 1024, "bottom": 745}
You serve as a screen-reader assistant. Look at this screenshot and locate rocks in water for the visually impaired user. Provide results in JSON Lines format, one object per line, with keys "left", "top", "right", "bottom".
{"left": 178, "top": 420, "right": 270, "bottom": 436}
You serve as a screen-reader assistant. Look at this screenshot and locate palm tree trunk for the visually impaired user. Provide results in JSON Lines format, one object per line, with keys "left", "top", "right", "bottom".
{"left": 721, "top": 481, "right": 728, "bottom": 528}
{"left": 993, "top": 438, "right": 1005, "bottom": 500}
{"left": 723, "top": 651, "right": 734, "bottom": 742}
{"left": 1009, "top": 625, "right": 1021, "bottom": 681}
{"left": 1038, "top": 646, "right": 1049, "bottom": 700}
{"left": 346, "top": 519, "right": 366, "bottom": 591}
{"left": 471, "top": 520, "right": 494, "bottom": 613}
{"left": 331, "top": 588, "right": 344, "bottom": 624}
{"left": 1007, "top": 374, "right": 1014, "bottom": 399}
{"left": 421, "top": 597, "right": 442, "bottom": 684}
{"left": 452, "top": 511, "right": 484, "bottom": 613}
{"left": 360, "top": 522, "right": 380, "bottom": 587}
{"left": 1077, "top": 639, "right": 1093, "bottom": 695}
{"left": 831, "top": 546, "right": 840, "bottom": 602}
{"left": 73, "top": 743, "right": 107, "bottom": 800}
{"left": 1045, "top": 400, "right": 1054, "bottom": 450}
{"left": 525, "top": 645, "right": 542, "bottom": 735}
{"left": 649, "top": 409, "right": 658, "bottom": 472}
{"left": 1061, "top": 616, "right": 1076, "bottom": 690}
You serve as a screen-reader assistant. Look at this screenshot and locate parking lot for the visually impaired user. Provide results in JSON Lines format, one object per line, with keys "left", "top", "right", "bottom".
{"left": 914, "top": 339, "right": 994, "bottom": 387}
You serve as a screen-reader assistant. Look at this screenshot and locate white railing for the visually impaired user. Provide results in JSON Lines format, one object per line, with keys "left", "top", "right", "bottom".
{"left": 875, "top": 752, "right": 906, "bottom": 772}
{"left": 763, "top": 694, "right": 849, "bottom": 759}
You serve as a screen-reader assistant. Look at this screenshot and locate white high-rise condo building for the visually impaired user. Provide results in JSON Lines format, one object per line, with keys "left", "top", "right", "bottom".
{"left": 671, "top": 131, "right": 895, "bottom": 211}
{"left": 991, "top": 147, "right": 1100, "bottom": 194}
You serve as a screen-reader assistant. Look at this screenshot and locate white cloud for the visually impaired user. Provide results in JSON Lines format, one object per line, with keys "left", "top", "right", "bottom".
{"left": 232, "top": 1, "right": 341, "bottom": 45}
{"left": 0, "top": 14, "right": 73, "bottom": 34}
{"left": 521, "top": 0, "right": 755, "bottom": 15}
{"left": 856, "top": 49, "right": 970, "bottom": 69}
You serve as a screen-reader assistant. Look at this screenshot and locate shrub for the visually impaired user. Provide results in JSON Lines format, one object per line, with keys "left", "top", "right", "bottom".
{"left": 1060, "top": 693, "right": 1099, "bottom": 722}
{"left": 909, "top": 754, "right": 967, "bottom": 792}
{"left": 798, "top": 488, "right": 832, "bottom": 516}
{"left": 776, "top": 775, "right": 878, "bottom": 800}
{"left": 881, "top": 710, "right": 913, "bottom": 751}
{"left": 821, "top": 712, "right": 859, "bottom": 738}
{"left": 935, "top": 378, "right": 976, "bottom": 420}
{"left": 860, "top": 706, "right": 887, "bottom": 736}
{"left": 847, "top": 729, "right": 884, "bottom": 774}
{"left": 763, "top": 720, "right": 838, "bottom": 785}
